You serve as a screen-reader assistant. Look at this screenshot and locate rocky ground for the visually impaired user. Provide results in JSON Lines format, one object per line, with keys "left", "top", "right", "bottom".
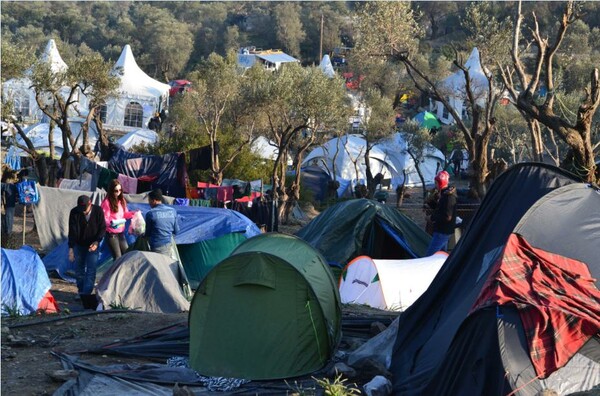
{"left": 1, "top": 184, "right": 466, "bottom": 395}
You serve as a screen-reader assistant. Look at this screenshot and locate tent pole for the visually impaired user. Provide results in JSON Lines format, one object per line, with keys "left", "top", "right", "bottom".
{"left": 22, "top": 204, "right": 26, "bottom": 246}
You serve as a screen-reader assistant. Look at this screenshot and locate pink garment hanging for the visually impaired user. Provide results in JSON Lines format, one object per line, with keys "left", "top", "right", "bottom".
{"left": 117, "top": 174, "right": 138, "bottom": 194}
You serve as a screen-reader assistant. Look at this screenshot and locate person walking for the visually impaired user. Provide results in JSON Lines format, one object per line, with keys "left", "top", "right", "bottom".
{"left": 425, "top": 171, "right": 457, "bottom": 255}
{"left": 68, "top": 195, "right": 106, "bottom": 307}
{"left": 145, "top": 189, "right": 179, "bottom": 256}
{"left": 451, "top": 149, "right": 464, "bottom": 178}
{"left": 101, "top": 179, "right": 136, "bottom": 260}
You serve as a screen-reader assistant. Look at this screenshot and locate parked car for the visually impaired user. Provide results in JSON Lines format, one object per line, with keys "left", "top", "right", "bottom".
{"left": 168, "top": 80, "right": 192, "bottom": 97}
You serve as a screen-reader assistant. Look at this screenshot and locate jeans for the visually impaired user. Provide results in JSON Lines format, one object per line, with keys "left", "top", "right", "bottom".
{"left": 426, "top": 232, "right": 451, "bottom": 256}
{"left": 72, "top": 245, "right": 99, "bottom": 295}
{"left": 105, "top": 233, "right": 128, "bottom": 260}
{"left": 2, "top": 206, "right": 15, "bottom": 234}
{"left": 153, "top": 243, "right": 176, "bottom": 260}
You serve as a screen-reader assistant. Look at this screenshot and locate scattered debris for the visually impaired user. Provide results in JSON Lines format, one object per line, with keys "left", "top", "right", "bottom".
{"left": 47, "top": 369, "right": 78, "bottom": 382}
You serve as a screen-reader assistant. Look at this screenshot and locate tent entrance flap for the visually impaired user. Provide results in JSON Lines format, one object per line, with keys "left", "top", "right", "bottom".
{"left": 371, "top": 219, "right": 418, "bottom": 259}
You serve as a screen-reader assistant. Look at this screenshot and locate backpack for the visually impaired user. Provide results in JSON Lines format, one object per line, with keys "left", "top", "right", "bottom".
{"left": 16, "top": 180, "right": 39, "bottom": 204}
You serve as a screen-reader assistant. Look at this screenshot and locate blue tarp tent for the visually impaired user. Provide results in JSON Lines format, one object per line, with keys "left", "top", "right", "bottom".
{"left": 43, "top": 204, "right": 261, "bottom": 287}
{"left": 1, "top": 246, "right": 54, "bottom": 316}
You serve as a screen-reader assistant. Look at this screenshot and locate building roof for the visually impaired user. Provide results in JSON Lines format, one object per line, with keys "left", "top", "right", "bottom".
{"left": 255, "top": 52, "right": 299, "bottom": 64}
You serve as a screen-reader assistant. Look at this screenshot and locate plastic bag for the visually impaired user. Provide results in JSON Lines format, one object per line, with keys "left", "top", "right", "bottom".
{"left": 129, "top": 211, "right": 146, "bottom": 236}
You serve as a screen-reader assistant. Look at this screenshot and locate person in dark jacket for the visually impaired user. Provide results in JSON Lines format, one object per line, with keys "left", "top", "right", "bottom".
{"left": 426, "top": 170, "right": 457, "bottom": 255}
{"left": 1, "top": 170, "right": 19, "bottom": 235}
{"left": 68, "top": 195, "right": 106, "bottom": 299}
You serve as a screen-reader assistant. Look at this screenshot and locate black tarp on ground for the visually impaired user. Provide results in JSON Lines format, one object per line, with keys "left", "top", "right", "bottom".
{"left": 296, "top": 199, "right": 431, "bottom": 267}
{"left": 390, "top": 163, "right": 600, "bottom": 395}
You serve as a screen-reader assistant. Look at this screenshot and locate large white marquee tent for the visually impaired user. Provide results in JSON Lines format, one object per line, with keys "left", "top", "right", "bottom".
{"left": 2, "top": 39, "right": 72, "bottom": 123}
{"left": 103, "top": 45, "right": 170, "bottom": 133}
{"left": 431, "top": 47, "right": 489, "bottom": 125}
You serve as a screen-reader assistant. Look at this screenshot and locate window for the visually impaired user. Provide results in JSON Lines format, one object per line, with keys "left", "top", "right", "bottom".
{"left": 442, "top": 101, "right": 449, "bottom": 119}
{"left": 98, "top": 103, "right": 107, "bottom": 123}
{"left": 13, "top": 93, "right": 30, "bottom": 117}
{"left": 124, "top": 102, "right": 143, "bottom": 127}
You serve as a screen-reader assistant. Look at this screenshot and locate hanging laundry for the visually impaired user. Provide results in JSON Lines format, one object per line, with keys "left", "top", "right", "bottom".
{"left": 117, "top": 174, "right": 138, "bottom": 194}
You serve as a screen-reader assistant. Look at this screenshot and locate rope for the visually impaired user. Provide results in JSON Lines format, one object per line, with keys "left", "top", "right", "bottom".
{"left": 305, "top": 300, "right": 324, "bottom": 362}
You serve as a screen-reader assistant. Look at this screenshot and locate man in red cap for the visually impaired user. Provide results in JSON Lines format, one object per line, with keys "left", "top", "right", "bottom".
{"left": 426, "top": 170, "right": 457, "bottom": 255}
{"left": 68, "top": 195, "right": 106, "bottom": 308}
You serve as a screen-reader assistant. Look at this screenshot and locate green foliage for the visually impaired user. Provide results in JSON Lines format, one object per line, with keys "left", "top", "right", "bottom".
{"left": 353, "top": 2, "right": 424, "bottom": 60}
{"left": 461, "top": 2, "right": 513, "bottom": 68}
{"left": 314, "top": 374, "right": 361, "bottom": 396}
{"left": 108, "top": 298, "right": 136, "bottom": 310}
{"left": 273, "top": 3, "right": 306, "bottom": 57}
{"left": 2, "top": 303, "right": 23, "bottom": 318}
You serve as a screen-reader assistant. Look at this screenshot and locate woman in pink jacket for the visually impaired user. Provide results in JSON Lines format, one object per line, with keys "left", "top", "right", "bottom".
{"left": 101, "top": 179, "right": 136, "bottom": 259}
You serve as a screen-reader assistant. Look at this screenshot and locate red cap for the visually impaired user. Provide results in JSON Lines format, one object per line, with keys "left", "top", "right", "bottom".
{"left": 435, "top": 171, "right": 450, "bottom": 190}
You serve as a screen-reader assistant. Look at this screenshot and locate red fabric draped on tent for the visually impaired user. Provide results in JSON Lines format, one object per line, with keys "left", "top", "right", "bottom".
{"left": 471, "top": 233, "right": 600, "bottom": 378}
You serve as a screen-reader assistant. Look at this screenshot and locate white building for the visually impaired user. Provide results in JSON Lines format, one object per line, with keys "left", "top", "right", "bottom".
{"left": 431, "top": 47, "right": 489, "bottom": 125}
{"left": 237, "top": 47, "right": 300, "bottom": 71}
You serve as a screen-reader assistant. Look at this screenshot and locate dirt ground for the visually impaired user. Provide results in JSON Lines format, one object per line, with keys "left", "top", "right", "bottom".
{"left": 1, "top": 184, "right": 465, "bottom": 395}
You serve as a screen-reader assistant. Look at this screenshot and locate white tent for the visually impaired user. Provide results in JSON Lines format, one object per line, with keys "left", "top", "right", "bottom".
{"left": 303, "top": 134, "right": 445, "bottom": 188}
{"left": 116, "top": 128, "right": 158, "bottom": 150}
{"left": 15, "top": 117, "right": 99, "bottom": 158}
{"left": 2, "top": 39, "right": 70, "bottom": 123}
{"left": 320, "top": 54, "right": 335, "bottom": 78}
{"left": 376, "top": 133, "right": 446, "bottom": 188}
{"left": 339, "top": 252, "right": 448, "bottom": 311}
{"left": 303, "top": 134, "right": 397, "bottom": 184}
{"left": 103, "top": 45, "right": 170, "bottom": 133}
{"left": 432, "top": 47, "right": 489, "bottom": 125}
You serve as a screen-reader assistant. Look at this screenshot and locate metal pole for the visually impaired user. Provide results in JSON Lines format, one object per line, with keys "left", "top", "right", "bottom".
{"left": 319, "top": 13, "right": 324, "bottom": 62}
{"left": 22, "top": 204, "right": 26, "bottom": 246}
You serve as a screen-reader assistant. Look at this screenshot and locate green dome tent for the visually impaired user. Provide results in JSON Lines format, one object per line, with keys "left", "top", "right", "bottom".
{"left": 189, "top": 233, "right": 342, "bottom": 380}
{"left": 296, "top": 199, "right": 431, "bottom": 267}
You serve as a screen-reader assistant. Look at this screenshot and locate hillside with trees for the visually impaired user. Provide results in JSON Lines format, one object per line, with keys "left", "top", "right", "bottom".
{"left": 2, "top": 1, "right": 599, "bottom": 188}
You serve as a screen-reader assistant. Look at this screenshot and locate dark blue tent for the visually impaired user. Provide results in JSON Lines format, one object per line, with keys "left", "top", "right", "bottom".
{"left": 109, "top": 146, "right": 187, "bottom": 197}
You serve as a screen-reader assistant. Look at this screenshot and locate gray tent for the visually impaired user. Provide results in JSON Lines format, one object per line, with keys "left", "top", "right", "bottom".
{"left": 97, "top": 251, "right": 190, "bottom": 313}
{"left": 390, "top": 163, "right": 600, "bottom": 395}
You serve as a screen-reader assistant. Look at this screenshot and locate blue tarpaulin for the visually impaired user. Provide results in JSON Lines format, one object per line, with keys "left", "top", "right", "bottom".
{"left": 43, "top": 204, "right": 261, "bottom": 282}
{"left": 1, "top": 246, "right": 52, "bottom": 315}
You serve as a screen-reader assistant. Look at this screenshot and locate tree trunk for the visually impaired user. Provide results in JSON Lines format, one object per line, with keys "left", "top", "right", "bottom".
{"left": 407, "top": 149, "right": 427, "bottom": 201}
{"left": 93, "top": 115, "right": 111, "bottom": 161}
{"left": 526, "top": 118, "right": 544, "bottom": 162}
{"left": 471, "top": 134, "right": 490, "bottom": 197}
{"left": 33, "top": 155, "right": 49, "bottom": 186}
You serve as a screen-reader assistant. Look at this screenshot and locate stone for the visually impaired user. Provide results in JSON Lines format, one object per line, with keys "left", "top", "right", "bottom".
{"left": 327, "top": 362, "right": 356, "bottom": 378}
{"left": 370, "top": 321, "right": 387, "bottom": 336}
{"left": 48, "top": 369, "right": 78, "bottom": 382}
{"left": 363, "top": 375, "right": 392, "bottom": 396}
